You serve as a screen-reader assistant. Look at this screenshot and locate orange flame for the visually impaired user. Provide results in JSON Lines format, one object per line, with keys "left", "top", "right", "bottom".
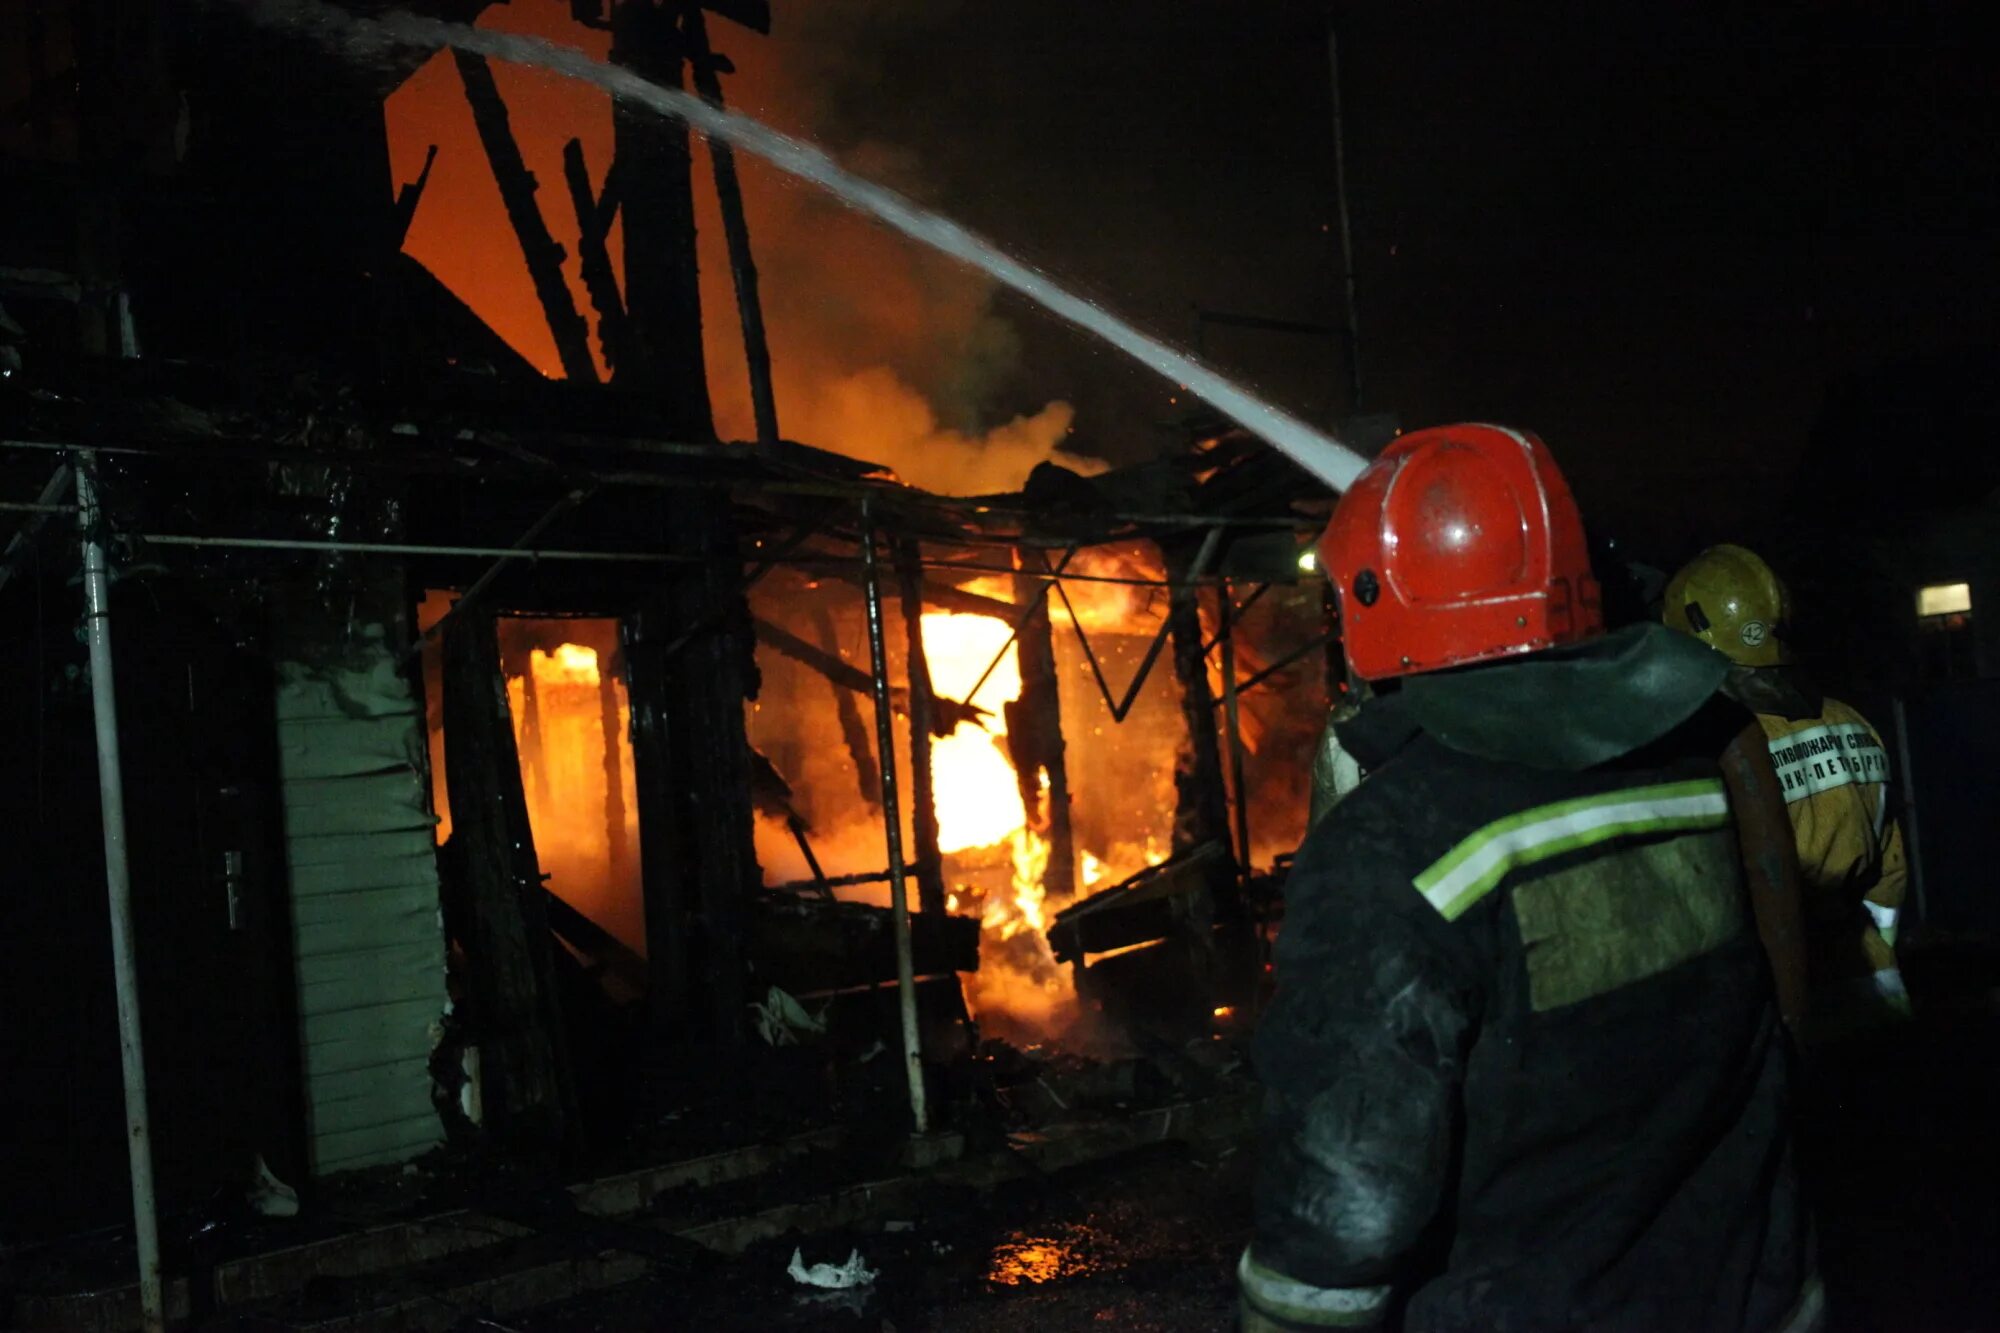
{"left": 920, "top": 612, "right": 1026, "bottom": 853}
{"left": 534, "top": 642, "right": 602, "bottom": 688}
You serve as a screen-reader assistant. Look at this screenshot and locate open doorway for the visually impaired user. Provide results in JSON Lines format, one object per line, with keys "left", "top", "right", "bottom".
{"left": 421, "top": 596, "right": 643, "bottom": 965}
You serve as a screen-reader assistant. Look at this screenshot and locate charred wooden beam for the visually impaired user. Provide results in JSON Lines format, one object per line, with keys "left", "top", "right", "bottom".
{"left": 1047, "top": 841, "right": 1228, "bottom": 965}
{"left": 513, "top": 638, "right": 554, "bottom": 814}
{"left": 624, "top": 499, "right": 760, "bottom": 1070}
{"left": 756, "top": 615, "right": 871, "bottom": 695}
{"left": 562, "top": 139, "right": 631, "bottom": 375}
{"left": 452, "top": 49, "right": 598, "bottom": 384}
{"left": 1218, "top": 580, "right": 1251, "bottom": 872}
{"left": 609, "top": 1, "right": 712, "bottom": 435}
{"left": 1009, "top": 549, "right": 1076, "bottom": 902}
{"left": 808, "top": 604, "right": 881, "bottom": 811}
{"left": 393, "top": 143, "right": 439, "bottom": 248}
{"left": 597, "top": 640, "right": 630, "bottom": 872}
{"left": 754, "top": 614, "right": 988, "bottom": 733}
{"left": 684, "top": 7, "right": 778, "bottom": 443}
{"left": 1163, "top": 537, "right": 1230, "bottom": 857}
{"left": 544, "top": 889, "right": 647, "bottom": 1003}
{"left": 748, "top": 896, "right": 979, "bottom": 996}
{"left": 895, "top": 539, "right": 948, "bottom": 916}
{"left": 442, "top": 610, "right": 574, "bottom": 1148}
{"left": 822, "top": 565, "right": 1018, "bottom": 621}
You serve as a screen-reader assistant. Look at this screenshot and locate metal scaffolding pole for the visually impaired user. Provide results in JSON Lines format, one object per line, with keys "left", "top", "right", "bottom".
{"left": 858, "top": 498, "right": 929, "bottom": 1135}
{"left": 77, "top": 454, "right": 165, "bottom": 1333}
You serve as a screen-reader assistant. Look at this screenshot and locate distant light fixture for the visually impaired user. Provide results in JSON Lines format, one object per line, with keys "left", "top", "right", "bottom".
{"left": 1297, "top": 549, "right": 1318, "bottom": 573}
{"left": 1918, "top": 582, "right": 1972, "bottom": 619}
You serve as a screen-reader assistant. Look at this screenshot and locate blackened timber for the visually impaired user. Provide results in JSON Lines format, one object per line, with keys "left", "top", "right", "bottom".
{"left": 452, "top": 49, "right": 598, "bottom": 384}
{"left": 1218, "top": 581, "right": 1251, "bottom": 872}
{"left": 562, "top": 140, "right": 630, "bottom": 374}
{"left": 756, "top": 616, "right": 874, "bottom": 696}
{"left": 442, "top": 611, "right": 574, "bottom": 1148}
{"left": 1008, "top": 544, "right": 1072, "bottom": 896}
{"left": 810, "top": 605, "right": 881, "bottom": 811}
{"left": 598, "top": 641, "right": 630, "bottom": 872}
{"left": 896, "top": 539, "right": 947, "bottom": 916}
{"left": 515, "top": 639, "right": 554, "bottom": 814}
{"left": 1009, "top": 550, "right": 1076, "bottom": 902}
{"left": 1162, "top": 538, "right": 1230, "bottom": 856}
{"left": 750, "top": 897, "right": 978, "bottom": 995}
{"left": 625, "top": 500, "right": 759, "bottom": 1067}
{"left": 685, "top": 7, "right": 779, "bottom": 444}
{"left": 822, "top": 566, "right": 1017, "bottom": 621}
{"left": 754, "top": 615, "right": 988, "bottom": 732}
{"left": 393, "top": 144, "right": 439, "bottom": 248}
{"left": 1048, "top": 841, "right": 1230, "bottom": 965}
{"left": 610, "top": 1, "right": 713, "bottom": 436}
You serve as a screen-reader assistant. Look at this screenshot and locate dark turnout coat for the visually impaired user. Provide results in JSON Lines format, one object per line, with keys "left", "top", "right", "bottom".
{"left": 1243, "top": 627, "right": 1817, "bottom": 1333}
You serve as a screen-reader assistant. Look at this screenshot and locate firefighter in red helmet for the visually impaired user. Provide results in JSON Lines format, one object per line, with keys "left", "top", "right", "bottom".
{"left": 1242, "top": 424, "right": 1817, "bottom": 1332}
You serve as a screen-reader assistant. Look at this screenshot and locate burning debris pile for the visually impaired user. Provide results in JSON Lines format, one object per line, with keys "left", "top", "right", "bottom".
{"left": 370, "top": 0, "right": 1331, "bottom": 1123}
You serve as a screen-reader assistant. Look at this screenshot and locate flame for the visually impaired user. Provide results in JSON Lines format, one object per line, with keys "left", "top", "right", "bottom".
{"left": 931, "top": 723, "right": 1025, "bottom": 852}
{"left": 991, "top": 827, "right": 1051, "bottom": 940}
{"left": 534, "top": 642, "right": 602, "bottom": 688}
{"left": 488, "top": 628, "right": 645, "bottom": 957}
{"left": 915, "top": 611, "right": 1089, "bottom": 1041}
{"left": 921, "top": 612, "right": 1027, "bottom": 854}
{"left": 1080, "top": 850, "right": 1105, "bottom": 889}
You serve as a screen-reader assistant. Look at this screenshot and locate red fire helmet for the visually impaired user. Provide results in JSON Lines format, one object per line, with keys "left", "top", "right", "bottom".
{"left": 1316, "top": 423, "right": 1603, "bottom": 681}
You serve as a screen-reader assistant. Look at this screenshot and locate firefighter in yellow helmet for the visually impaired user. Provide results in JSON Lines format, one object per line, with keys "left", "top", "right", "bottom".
{"left": 1664, "top": 544, "right": 1910, "bottom": 1041}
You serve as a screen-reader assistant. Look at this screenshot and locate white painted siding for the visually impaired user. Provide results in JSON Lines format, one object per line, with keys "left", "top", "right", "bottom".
{"left": 275, "top": 631, "right": 447, "bottom": 1175}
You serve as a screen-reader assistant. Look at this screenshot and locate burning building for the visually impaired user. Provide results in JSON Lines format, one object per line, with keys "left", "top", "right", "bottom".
{"left": 0, "top": 3, "right": 1334, "bottom": 1327}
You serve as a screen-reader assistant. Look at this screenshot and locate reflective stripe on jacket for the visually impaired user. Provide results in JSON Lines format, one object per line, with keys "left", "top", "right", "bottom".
{"left": 1253, "top": 722, "right": 1810, "bottom": 1332}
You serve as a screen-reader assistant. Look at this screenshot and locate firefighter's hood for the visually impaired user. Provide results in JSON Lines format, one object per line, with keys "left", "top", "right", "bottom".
{"left": 1399, "top": 622, "right": 1731, "bottom": 771}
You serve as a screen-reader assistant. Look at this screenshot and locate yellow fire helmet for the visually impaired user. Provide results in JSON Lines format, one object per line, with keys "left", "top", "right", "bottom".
{"left": 1662, "top": 544, "right": 1796, "bottom": 667}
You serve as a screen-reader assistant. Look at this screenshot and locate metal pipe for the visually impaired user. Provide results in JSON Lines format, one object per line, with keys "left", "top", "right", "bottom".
{"left": 651, "top": 520, "right": 825, "bottom": 664}
{"left": 139, "top": 533, "right": 692, "bottom": 563}
{"left": 962, "top": 545, "right": 1078, "bottom": 706}
{"left": 1201, "top": 581, "right": 1271, "bottom": 656}
{"left": 858, "top": 499, "right": 929, "bottom": 1135}
{"left": 135, "top": 531, "right": 1250, "bottom": 589}
{"left": 1052, "top": 525, "right": 1225, "bottom": 723}
{"left": 0, "top": 462, "right": 75, "bottom": 596}
{"left": 0, "top": 439, "right": 1322, "bottom": 532}
{"left": 895, "top": 538, "right": 947, "bottom": 917}
{"left": 403, "top": 486, "right": 596, "bottom": 662}
{"left": 77, "top": 454, "right": 165, "bottom": 1333}
{"left": 1210, "top": 628, "right": 1340, "bottom": 706}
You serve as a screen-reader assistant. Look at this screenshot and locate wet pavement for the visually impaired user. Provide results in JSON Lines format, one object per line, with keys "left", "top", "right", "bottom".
{"left": 505, "top": 1142, "right": 1250, "bottom": 1332}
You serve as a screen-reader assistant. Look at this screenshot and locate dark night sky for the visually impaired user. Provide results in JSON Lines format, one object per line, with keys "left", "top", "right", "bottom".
{"left": 771, "top": 0, "right": 1999, "bottom": 552}
{"left": 15, "top": 1, "right": 1989, "bottom": 550}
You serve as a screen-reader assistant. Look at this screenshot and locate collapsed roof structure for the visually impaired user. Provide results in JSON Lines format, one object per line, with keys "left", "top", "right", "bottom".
{"left": 1, "top": 3, "right": 1346, "bottom": 1325}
